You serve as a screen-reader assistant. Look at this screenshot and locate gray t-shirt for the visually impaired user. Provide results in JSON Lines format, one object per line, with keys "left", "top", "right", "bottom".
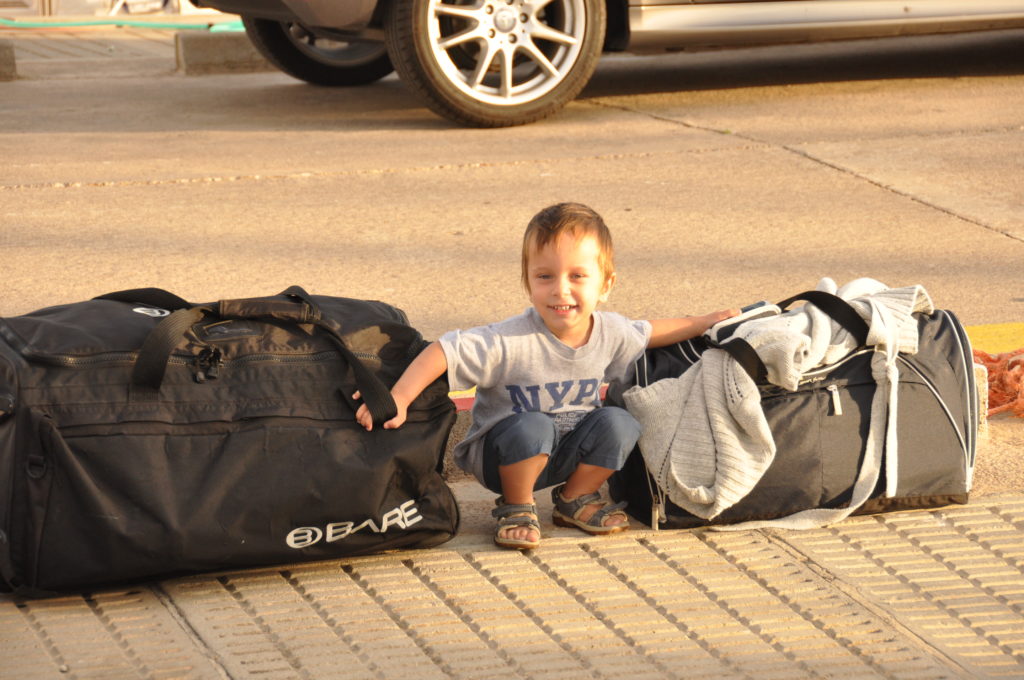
{"left": 439, "top": 308, "right": 652, "bottom": 485}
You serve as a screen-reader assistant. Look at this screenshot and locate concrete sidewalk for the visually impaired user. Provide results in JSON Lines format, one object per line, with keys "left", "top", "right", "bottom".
{"left": 2, "top": 482, "right": 1023, "bottom": 680}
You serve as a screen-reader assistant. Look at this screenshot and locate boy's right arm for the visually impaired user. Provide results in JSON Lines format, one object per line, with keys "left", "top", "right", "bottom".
{"left": 354, "top": 340, "right": 448, "bottom": 431}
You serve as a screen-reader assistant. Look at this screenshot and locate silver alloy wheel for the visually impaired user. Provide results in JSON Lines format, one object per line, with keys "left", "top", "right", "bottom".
{"left": 426, "top": 0, "right": 587, "bottom": 106}
{"left": 284, "top": 23, "right": 390, "bottom": 68}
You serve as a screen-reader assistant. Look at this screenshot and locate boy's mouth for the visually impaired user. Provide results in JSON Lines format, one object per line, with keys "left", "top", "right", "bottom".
{"left": 550, "top": 305, "right": 576, "bottom": 312}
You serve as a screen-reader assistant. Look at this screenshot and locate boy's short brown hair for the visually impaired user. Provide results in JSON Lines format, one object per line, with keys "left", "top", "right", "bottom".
{"left": 521, "top": 203, "right": 615, "bottom": 291}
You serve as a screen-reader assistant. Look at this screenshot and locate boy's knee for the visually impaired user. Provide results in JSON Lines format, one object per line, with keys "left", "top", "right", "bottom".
{"left": 486, "top": 411, "right": 557, "bottom": 464}
{"left": 500, "top": 411, "right": 557, "bottom": 444}
{"left": 482, "top": 412, "right": 558, "bottom": 493}
{"left": 578, "top": 407, "right": 640, "bottom": 470}
{"left": 591, "top": 406, "right": 641, "bottom": 442}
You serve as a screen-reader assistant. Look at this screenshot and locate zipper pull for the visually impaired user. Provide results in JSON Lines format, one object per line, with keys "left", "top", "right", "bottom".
{"left": 192, "top": 355, "right": 206, "bottom": 383}
{"left": 827, "top": 384, "right": 843, "bottom": 416}
{"left": 652, "top": 495, "right": 667, "bottom": 531}
{"left": 192, "top": 348, "right": 223, "bottom": 383}
{"left": 205, "top": 348, "right": 223, "bottom": 380}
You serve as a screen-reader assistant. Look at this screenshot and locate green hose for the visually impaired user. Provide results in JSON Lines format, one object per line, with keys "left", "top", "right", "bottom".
{"left": 0, "top": 16, "right": 243, "bottom": 31}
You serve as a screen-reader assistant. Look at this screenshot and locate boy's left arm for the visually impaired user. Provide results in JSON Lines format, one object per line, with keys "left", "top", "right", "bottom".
{"left": 647, "top": 309, "right": 740, "bottom": 348}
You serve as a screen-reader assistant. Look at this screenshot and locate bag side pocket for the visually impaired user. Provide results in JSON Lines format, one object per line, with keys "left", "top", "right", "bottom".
{"left": 1, "top": 409, "right": 59, "bottom": 593}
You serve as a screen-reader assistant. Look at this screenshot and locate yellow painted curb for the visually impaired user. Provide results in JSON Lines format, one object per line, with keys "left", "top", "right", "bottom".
{"left": 966, "top": 323, "right": 1024, "bottom": 354}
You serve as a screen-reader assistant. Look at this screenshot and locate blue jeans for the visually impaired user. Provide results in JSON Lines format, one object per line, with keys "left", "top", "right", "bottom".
{"left": 481, "top": 407, "right": 641, "bottom": 495}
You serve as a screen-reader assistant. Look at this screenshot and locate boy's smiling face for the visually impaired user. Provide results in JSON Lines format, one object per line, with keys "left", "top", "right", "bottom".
{"left": 526, "top": 232, "right": 614, "bottom": 348}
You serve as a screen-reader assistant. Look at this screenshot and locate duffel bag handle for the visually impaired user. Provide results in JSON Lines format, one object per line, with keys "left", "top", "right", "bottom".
{"left": 719, "top": 290, "right": 871, "bottom": 383}
{"left": 131, "top": 286, "right": 399, "bottom": 426}
{"left": 94, "top": 288, "right": 192, "bottom": 311}
{"left": 217, "top": 285, "right": 322, "bottom": 324}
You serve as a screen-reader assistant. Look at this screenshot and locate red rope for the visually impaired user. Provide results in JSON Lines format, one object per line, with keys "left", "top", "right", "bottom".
{"left": 973, "top": 348, "right": 1024, "bottom": 418}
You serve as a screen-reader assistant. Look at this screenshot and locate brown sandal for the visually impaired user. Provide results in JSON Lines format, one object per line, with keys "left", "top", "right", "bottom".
{"left": 551, "top": 484, "right": 629, "bottom": 536}
{"left": 492, "top": 499, "right": 541, "bottom": 550}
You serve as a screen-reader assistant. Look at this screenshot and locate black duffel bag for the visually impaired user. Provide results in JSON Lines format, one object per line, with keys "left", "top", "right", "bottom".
{"left": 608, "top": 291, "right": 979, "bottom": 530}
{"left": 0, "top": 286, "right": 459, "bottom": 595}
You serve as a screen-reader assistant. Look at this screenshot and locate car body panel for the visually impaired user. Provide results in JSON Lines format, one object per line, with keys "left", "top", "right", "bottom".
{"left": 627, "top": 0, "right": 1024, "bottom": 52}
{"left": 191, "top": 0, "right": 375, "bottom": 28}
{"left": 280, "top": 0, "right": 376, "bottom": 32}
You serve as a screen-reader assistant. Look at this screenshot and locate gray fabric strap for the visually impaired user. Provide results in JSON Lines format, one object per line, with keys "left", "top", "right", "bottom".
{"left": 492, "top": 503, "right": 537, "bottom": 519}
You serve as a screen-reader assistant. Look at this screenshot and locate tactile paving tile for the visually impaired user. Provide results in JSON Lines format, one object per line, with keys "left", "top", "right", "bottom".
{"left": 691, "top": 530, "right": 964, "bottom": 679}
{"left": 2, "top": 588, "right": 222, "bottom": 679}
{"left": 3, "top": 496, "right": 1022, "bottom": 679}
{"left": 778, "top": 499, "right": 1024, "bottom": 679}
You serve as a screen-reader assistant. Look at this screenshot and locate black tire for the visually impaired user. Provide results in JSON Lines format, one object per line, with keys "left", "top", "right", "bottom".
{"left": 242, "top": 16, "right": 394, "bottom": 87}
{"left": 384, "top": 0, "right": 605, "bottom": 127}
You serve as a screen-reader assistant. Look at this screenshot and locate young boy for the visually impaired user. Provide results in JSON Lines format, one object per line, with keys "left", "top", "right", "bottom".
{"left": 355, "top": 203, "right": 737, "bottom": 549}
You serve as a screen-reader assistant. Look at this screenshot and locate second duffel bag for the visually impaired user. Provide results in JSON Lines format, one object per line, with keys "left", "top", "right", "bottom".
{"left": 609, "top": 282, "right": 978, "bottom": 530}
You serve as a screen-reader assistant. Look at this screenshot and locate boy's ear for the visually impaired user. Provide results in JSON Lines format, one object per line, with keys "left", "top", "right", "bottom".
{"left": 599, "top": 272, "right": 616, "bottom": 302}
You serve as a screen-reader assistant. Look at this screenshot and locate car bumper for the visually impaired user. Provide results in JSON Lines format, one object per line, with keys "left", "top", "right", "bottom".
{"left": 192, "top": 0, "right": 377, "bottom": 30}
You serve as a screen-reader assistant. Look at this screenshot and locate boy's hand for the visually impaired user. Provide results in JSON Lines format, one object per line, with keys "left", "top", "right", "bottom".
{"left": 648, "top": 308, "right": 744, "bottom": 348}
{"left": 353, "top": 390, "right": 408, "bottom": 431}
{"left": 705, "top": 308, "right": 742, "bottom": 328}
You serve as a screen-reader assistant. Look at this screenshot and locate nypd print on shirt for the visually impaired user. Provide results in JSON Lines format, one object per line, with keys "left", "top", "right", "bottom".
{"left": 505, "top": 379, "right": 601, "bottom": 413}
{"left": 505, "top": 379, "right": 602, "bottom": 436}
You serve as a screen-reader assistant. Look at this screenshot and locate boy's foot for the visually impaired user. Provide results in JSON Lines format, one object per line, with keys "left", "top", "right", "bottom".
{"left": 492, "top": 499, "right": 541, "bottom": 550}
{"left": 551, "top": 484, "right": 630, "bottom": 535}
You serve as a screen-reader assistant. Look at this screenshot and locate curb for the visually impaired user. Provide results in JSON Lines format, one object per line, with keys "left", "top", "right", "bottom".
{"left": 967, "top": 321, "right": 1024, "bottom": 354}
{"left": 0, "top": 39, "right": 15, "bottom": 81}
{"left": 174, "top": 30, "right": 272, "bottom": 75}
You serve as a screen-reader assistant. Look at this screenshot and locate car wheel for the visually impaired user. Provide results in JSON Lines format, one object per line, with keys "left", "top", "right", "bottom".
{"left": 242, "top": 16, "right": 394, "bottom": 86}
{"left": 384, "top": 0, "right": 605, "bottom": 127}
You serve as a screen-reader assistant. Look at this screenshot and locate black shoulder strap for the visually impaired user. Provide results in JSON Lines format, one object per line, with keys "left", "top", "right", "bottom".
{"left": 777, "top": 291, "right": 870, "bottom": 346}
{"left": 130, "top": 307, "right": 209, "bottom": 391}
{"left": 717, "top": 338, "right": 768, "bottom": 383}
{"left": 129, "top": 287, "right": 399, "bottom": 426}
{"left": 716, "top": 291, "right": 870, "bottom": 383}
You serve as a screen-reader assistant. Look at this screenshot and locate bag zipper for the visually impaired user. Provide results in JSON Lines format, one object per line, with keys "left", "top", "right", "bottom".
{"left": 799, "top": 348, "right": 872, "bottom": 382}
{"left": 940, "top": 310, "right": 977, "bottom": 473}
{"left": 826, "top": 385, "right": 843, "bottom": 416}
{"left": 896, "top": 355, "right": 968, "bottom": 461}
{"left": 800, "top": 343, "right": 968, "bottom": 464}
{"left": 18, "top": 348, "right": 379, "bottom": 369}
